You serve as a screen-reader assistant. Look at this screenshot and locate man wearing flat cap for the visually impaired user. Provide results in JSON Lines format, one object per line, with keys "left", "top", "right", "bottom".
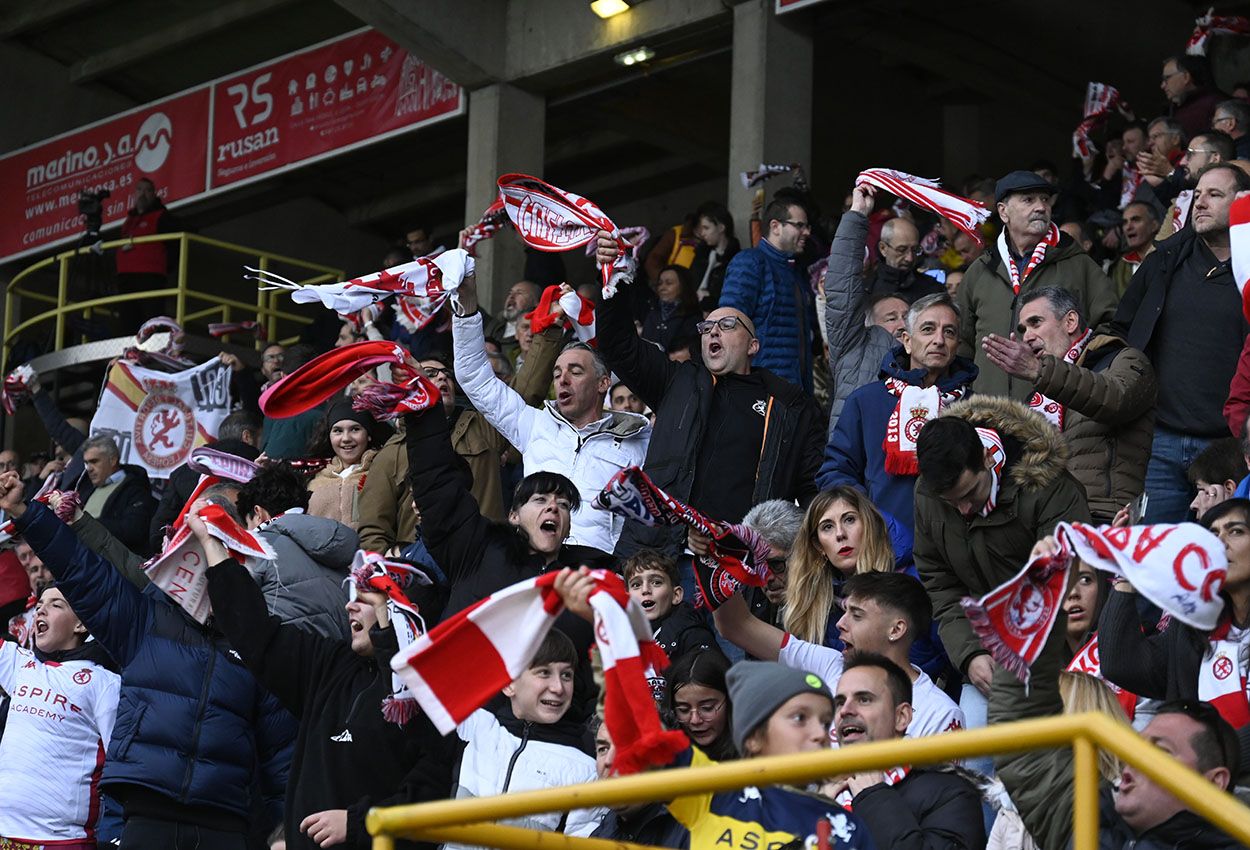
{"left": 956, "top": 170, "right": 1118, "bottom": 400}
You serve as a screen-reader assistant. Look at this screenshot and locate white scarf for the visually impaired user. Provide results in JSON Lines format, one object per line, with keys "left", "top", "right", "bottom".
{"left": 1028, "top": 329, "right": 1093, "bottom": 430}
{"left": 997, "top": 223, "right": 1060, "bottom": 295}
{"left": 977, "top": 427, "right": 1007, "bottom": 517}
{"left": 882, "top": 380, "right": 970, "bottom": 476}
{"left": 1198, "top": 619, "right": 1250, "bottom": 728}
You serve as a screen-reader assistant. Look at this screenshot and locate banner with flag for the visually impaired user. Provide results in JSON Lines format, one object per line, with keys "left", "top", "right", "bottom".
{"left": 89, "top": 358, "right": 232, "bottom": 480}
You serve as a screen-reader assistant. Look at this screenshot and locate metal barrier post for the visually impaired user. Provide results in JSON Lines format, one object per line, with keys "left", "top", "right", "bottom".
{"left": 1073, "top": 734, "right": 1100, "bottom": 850}
{"left": 176, "top": 234, "right": 189, "bottom": 324}
{"left": 55, "top": 256, "right": 69, "bottom": 353}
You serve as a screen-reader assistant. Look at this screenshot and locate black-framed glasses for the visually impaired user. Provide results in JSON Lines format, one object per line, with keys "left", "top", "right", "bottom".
{"left": 696, "top": 316, "right": 754, "bottom": 337}
{"left": 782, "top": 219, "right": 811, "bottom": 232}
{"left": 422, "top": 366, "right": 452, "bottom": 380}
{"left": 766, "top": 557, "right": 788, "bottom": 575}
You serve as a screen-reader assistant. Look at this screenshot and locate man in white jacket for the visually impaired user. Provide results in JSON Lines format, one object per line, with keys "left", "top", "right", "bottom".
{"left": 451, "top": 274, "right": 650, "bottom": 559}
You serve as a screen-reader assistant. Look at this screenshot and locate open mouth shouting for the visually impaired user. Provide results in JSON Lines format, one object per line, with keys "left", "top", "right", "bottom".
{"left": 836, "top": 719, "right": 866, "bottom": 744}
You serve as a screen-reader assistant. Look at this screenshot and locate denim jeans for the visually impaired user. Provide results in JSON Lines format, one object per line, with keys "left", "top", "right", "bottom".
{"left": 1144, "top": 427, "right": 1211, "bottom": 523}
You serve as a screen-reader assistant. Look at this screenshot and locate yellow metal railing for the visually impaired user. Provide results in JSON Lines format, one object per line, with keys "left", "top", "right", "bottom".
{"left": 3, "top": 232, "right": 343, "bottom": 371}
{"left": 367, "top": 713, "right": 1250, "bottom": 850}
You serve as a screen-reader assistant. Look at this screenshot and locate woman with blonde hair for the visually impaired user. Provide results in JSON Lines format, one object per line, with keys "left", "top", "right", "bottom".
{"left": 779, "top": 486, "right": 950, "bottom": 679}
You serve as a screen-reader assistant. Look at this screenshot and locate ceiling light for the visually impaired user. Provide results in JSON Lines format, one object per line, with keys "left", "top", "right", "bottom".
{"left": 591, "top": 0, "right": 631, "bottom": 18}
{"left": 614, "top": 46, "right": 655, "bottom": 67}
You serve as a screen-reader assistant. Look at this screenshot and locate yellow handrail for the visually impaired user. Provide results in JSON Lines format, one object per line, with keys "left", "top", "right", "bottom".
{"left": 2, "top": 232, "right": 344, "bottom": 371}
{"left": 367, "top": 713, "right": 1250, "bottom": 850}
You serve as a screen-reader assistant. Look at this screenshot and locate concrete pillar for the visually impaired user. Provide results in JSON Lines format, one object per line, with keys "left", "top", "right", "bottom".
{"left": 727, "top": 0, "right": 813, "bottom": 246}
{"left": 464, "top": 83, "right": 545, "bottom": 313}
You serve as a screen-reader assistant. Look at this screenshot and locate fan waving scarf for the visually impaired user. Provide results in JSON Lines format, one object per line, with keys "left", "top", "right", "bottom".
{"left": 856, "top": 168, "right": 991, "bottom": 246}
{"left": 497, "top": 173, "right": 624, "bottom": 291}
{"left": 462, "top": 198, "right": 509, "bottom": 254}
{"left": 1072, "top": 82, "right": 1124, "bottom": 160}
{"left": 1225, "top": 194, "right": 1250, "bottom": 324}
{"left": 1188, "top": 7, "right": 1250, "bottom": 54}
{"left": 594, "top": 466, "right": 771, "bottom": 609}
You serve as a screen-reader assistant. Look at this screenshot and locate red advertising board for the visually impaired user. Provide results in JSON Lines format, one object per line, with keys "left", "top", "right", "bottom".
{"left": 209, "top": 29, "right": 463, "bottom": 189}
{"left": 0, "top": 28, "right": 464, "bottom": 264}
{"left": 0, "top": 88, "right": 211, "bottom": 263}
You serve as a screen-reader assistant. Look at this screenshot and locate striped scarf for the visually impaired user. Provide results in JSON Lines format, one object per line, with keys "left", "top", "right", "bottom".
{"left": 1027, "top": 329, "right": 1093, "bottom": 430}
{"left": 997, "top": 224, "right": 1059, "bottom": 295}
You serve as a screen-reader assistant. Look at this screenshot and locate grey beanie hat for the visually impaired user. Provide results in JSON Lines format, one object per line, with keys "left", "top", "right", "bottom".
{"left": 726, "top": 660, "right": 834, "bottom": 754}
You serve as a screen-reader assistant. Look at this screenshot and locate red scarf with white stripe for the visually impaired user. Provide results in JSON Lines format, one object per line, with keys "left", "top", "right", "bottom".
{"left": 1119, "top": 165, "right": 1143, "bottom": 211}
{"left": 997, "top": 224, "right": 1060, "bottom": 295}
{"left": 834, "top": 766, "right": 910, "bottom": 809}
{"left": 526, "top": 285, "right": 597, "bottom": 347}
{"left": 349, "top": 551, "right": 432, "bottom": 724}
{"left": 882, "top": 380, "right": 970, "bottom": 476}
{"left": 1228, "top": 195, "right": 1250, "bottom": 324}
{"left": 1199, "top": 617, "right": 1250, "bottom": 729}
{"left": 1067, "top": 634, "right": 1138, "bottom": 719}
{"left": 1072, "top": 82, "right": 1125, "bottom": 160}
{"left": 855, "top": 169, "right": 990, "bottom": 246}
{"left": 1188, "top": 9, "right": 1250, "bottom": 55}
{"left": 392, "top": 570, "right": 687, "bottom": 775}
{"left": 1027, "top": 329, "right": 1093, "bottom": 430}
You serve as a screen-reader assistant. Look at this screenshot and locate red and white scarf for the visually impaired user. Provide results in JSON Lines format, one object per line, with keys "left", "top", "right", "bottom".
{"left": 998, "top": 223, "right": 1060, "bottom": 295}
{"left": 496, "top": 173, "right": 626, "bottom": 294}
{"left": 882, "top": 380, "right": 971, "bottom": 476}
{"left": 1228, "top": 195, "right": 1250, "bottom": 325}
{"left": 977, "top": 427, "right": 1007, "bottom": 517}
{"left": 1, "top": 363, "right": 35, "bottom": 415}
{"left": 594, "top": 466, "right": 772, "bottom": 610}
{"left": 348, "top": 550, "right": 432, "bottom": 724}
{"left": 259, "top": 340, "right": 413, "bottom": 419}
{"left": 249, "top": 249, "right": 474, "bottom": 328}
{"left": 856, "top": 168, "right": 990, "bottom": 246}
{"left": 207, "top": 320, "right": 267, "bottom": 341}
{"left": 1119, "top": 165, "right": 1144, "bottom": 211}
{"left": 1199, "top": 617, "right": 1250, "bottom": 728}
{"left": 834, "top": 766, "right": 910, "bottom": 810}
{"left": 462, "top": 198, "right": 509, "bottom": 255}
{"left": 143, "top": 503, "right": 277, "bottom": 624}
{"left": 1067, "top": 634, "right": 1138, "bottom": 719}
{"left": 161, "top": 447, "right": 262, "bottom": 544}
{"left": 1072, "top": 82, "right": 1125, "bottom": 161}
{"left": 1188, "top": 8, "right": 1250, "bottom": 55}
{"left": 1027, "top": 329, "right": 1093, "bottom": 430}
{"left": 392, "top": 569, "right": 687, "bottom": 775}
{"left": 526, "top": 285, "right": 597, "bottom": 347}
{"left": 741, "top": 163, "right": 802, "bottom": 188}
{"left": 350, "top": 369, "right": 441, "bottom": 423}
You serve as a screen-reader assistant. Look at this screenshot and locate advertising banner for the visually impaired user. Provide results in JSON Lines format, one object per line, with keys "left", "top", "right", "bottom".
{"left": 210, "top": 28, "right": 463, "bottom": 190}
{"left": 0, "top": 88, "right": 211, "bottom": 262}
{"left": 0, "top": 28, "right": 464, "bottom": 264}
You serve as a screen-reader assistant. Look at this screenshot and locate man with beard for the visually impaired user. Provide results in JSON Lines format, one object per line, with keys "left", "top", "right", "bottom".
{"left": 826, "top": 183, "right": 916, "bottom": 436}
{"left": 485, "top": 279, "right": 541, "bottom": 361}
{"left": 957, "top": 171, "right": 1117, "bottom": 400}
{"left": 1139, "top": 130, "right": 1234, "bottom": 233}
{"left": 1112, "top": 162, "right": 1250, "bottom": 521}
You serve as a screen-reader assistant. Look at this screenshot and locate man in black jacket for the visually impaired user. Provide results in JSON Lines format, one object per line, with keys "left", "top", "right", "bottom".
{"left": 79, "top": 434, "right": 156, "bottom": 556}
{"left": 593, "top": 232, "right": 823, "bottom": 558}
{"left": 192, "top": 508, "right": 453, "bottom": 849}
{"left": 829, "top": 653, "right": 985, "bottom": 848}
{"left": 1110, "top": 162, "right": 1250, "bottom": 522}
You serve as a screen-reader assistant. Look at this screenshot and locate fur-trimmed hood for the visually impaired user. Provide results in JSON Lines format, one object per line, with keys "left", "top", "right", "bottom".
{"left": 941, "top": 396, "right": 1069, "bottom": 491}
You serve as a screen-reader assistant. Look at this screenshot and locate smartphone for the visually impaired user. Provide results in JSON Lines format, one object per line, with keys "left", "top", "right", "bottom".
{"left": 1127, "top": 493, "right": 1148, "bottom": 525}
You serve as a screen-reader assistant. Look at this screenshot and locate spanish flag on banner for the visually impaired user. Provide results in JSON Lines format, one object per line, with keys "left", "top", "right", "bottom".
{"left": 89, "top": 357, "right": 233, "bottom": 481}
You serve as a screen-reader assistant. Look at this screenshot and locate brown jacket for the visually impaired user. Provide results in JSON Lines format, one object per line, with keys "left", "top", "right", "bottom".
{"left": 914, "top": 396, "right": 1091, "bottom": 673}
{"left": 1031, "top": 334, "right": 1156, "bottom": 523}
{"left": 307, "top": 449, "right": 377, "bottom": 531}
{"left": 355, "top": 324, "right": 563, "bottom": 554}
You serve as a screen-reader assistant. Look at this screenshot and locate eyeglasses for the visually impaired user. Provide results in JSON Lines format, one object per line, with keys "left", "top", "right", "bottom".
{"left": 674, "top": 699, "right": 726, "bottom": 721}
{"left": 422, "top": 366, "right": 452, "bottom": 380}
{"left": 883, "top": 243, "right": 920, "bottom": 256}
{"left": 696, "top": 316, "right": 754, "bottom": 337}
{"left": 781, "top": 220, "right": 811, "bottom": 232}
{"left": 766, "top": 557, "right": 788, "bottom": 575}
{"left": 263, "top": 353, "right": 284, "bottom": 363}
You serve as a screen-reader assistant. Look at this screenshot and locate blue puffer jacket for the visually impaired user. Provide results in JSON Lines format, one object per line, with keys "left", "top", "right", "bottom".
{"left": 816, "top": 344, "right": 978, "bottom": 534}
{"left": 14, "top": 500, "right": 295, "bottom": 824}
{"left": 719, "top": 239, "right": 815, "bottom": 392}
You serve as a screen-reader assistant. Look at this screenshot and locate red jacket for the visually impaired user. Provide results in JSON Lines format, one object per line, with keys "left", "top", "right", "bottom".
{"left": 1224, "top": 333, "right": 1250, "bottom": 437}
{"left": 116, "top": 206, "right": 170, "bottom": 275}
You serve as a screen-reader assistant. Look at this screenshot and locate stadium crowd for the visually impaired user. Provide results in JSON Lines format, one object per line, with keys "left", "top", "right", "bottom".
{"left": 6, "top": 41, "right": 1250, "bottom": 850}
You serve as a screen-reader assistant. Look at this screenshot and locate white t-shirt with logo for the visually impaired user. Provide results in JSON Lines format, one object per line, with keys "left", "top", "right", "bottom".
{"left": 778, "top": 634, "right": 965, "bottom": 738}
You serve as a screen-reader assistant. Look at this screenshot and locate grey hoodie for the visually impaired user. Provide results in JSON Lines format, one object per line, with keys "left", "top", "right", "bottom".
{"left": 252, "top": 512, "right": 357, "bottom": 641}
